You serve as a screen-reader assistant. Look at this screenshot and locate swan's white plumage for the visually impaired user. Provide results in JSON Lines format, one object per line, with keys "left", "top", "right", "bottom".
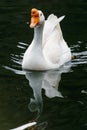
{"left": 22, "top": 9, "right": 71, "bottom": 70}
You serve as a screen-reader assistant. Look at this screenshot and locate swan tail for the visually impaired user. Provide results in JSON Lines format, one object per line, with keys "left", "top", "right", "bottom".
{"left": 58, "top": 16, "right": 65, "bottom": 23}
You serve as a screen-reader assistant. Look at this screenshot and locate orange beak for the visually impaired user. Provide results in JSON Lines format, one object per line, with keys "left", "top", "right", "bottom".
{"left": 30, "top": 8, "right": 40, "bottom": 28}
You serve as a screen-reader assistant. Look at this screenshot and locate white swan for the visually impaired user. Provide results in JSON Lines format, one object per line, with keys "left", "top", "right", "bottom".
{"left": 22, "top": 8, "right": 71, "bottom": 70}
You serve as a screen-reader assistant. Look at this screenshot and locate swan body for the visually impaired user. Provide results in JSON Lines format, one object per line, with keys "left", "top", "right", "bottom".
{"left": 22, "top": 8, "right": 71, "bottom": 70}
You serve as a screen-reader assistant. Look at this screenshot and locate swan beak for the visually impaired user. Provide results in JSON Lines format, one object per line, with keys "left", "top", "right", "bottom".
{"left": 30, "top": 8, "right": 40, "bottom": 28}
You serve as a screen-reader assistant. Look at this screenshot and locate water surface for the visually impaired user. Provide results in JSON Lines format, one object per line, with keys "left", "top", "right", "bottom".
{"left": 0, "top": 0, "right": 87, "bottom": 130}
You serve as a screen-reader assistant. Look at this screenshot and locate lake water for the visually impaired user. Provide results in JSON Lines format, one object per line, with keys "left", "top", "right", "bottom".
{"left": 0, "top": 0, "right": 87, "bottom": 130}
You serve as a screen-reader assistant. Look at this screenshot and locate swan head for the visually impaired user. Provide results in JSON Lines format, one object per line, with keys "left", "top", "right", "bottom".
{"left": 30, "top": 8, "right": 45, "bottom": 28}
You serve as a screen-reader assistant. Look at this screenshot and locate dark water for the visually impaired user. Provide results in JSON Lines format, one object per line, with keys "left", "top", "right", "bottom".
{"left": 0, "top": 0, "right": 87, "bottom": 130}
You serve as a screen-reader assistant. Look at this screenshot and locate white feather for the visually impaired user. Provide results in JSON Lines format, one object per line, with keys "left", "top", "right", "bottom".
{"left": 58, "top": 16, "right": 65, "bottom": 22}
{"left": 10, "top": 122, "right": 36, "bottom": 130}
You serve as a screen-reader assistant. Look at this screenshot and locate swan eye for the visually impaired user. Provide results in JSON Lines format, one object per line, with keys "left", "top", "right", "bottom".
{"left": 40, "top": 13, "right": 42, "bottom": 16}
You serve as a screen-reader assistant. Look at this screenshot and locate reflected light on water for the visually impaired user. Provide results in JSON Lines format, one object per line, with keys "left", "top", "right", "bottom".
{"left": 10, "top": 122, "right": 37, "bottom": 130}
{"left": 71, "top": 40, "right": 87, "bottom": 66}
{"left": 72, "top": 50, "right": 87, "bottom": 65}
{"left": 3, "top": 66, "right": 25, "bottom": 75}
{"left": 17, "top": 42, "right": 28, "bottom": 50}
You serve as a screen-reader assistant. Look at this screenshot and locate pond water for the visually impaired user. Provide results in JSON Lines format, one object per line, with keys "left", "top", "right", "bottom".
{"left": 0, "top": 0, "right": 87, "bottom": 130}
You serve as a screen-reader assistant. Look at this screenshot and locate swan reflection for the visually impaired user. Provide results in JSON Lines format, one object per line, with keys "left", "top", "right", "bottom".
{"left": 26, "top": 72, "right": 44, "bottom": 114}
{"left": 25, "top": 64, "right": 71, "bottom": 114}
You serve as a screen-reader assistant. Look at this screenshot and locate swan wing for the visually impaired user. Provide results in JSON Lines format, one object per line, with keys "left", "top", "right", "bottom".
{"left": 43, "top": 14, "right": 69, "bottom": 64}
{"left": 43, "top": 14, "right": 65, "bottom": 47}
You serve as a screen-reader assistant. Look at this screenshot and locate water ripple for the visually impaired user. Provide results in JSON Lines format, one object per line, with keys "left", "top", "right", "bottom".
{"left": 3, "top": 41, "right": 87, "bottom": 74}
{"left": 17, "top": 42, "right": 28, "bottom": 49}
{"left": 3, "top": 65, "right": 25, "bottom": 75}
{"left": 71, "top": 41, "right": 87, "bottom": 66}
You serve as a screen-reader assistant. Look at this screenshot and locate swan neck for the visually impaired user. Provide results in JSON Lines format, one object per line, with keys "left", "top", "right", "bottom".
{"left": 34, "top": 24, "right": 44, "bottom": 47}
